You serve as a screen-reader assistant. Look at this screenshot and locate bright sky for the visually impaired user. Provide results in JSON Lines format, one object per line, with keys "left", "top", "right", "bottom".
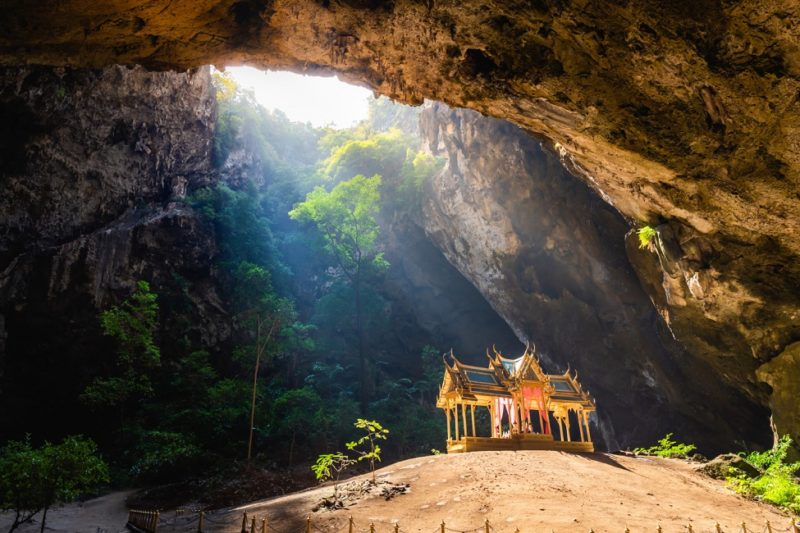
{"left": 224, "top": 66, "right": 372, "bottom": 128}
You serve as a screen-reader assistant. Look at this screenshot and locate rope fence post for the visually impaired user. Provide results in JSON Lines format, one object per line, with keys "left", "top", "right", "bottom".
{"left": 716, "top": 523, "right": 723, "bottom": 533}
{"left": 349, "top": 516, "right": 354, "bottom": 533}
{"left": 688, "top": 524, "right": 694, "bottom": 533}
{"left": 242, "top": 513, "right": 249, "bottom": 533}
{"left": 395, "top": 523, "right": 400, "bottom": 533}
{"left": 251, "top": 516, "right": 257, "bottom": 533}
{"left": 155, "top": 510, "right": 160, "bottom": 533}
{"left": 742, "top": 522, "right": 747, "bottom": 533}
{"left": 625, "top": 528, "right": 630, "bottom": 533}
{"left": 485, "top": 519, "right": 490, "bottom": 533}
{"left": 198, "top": 511, "right": 205, "bottom": 533}
{"left": 792, "top": 520, "right": 799, "bottom": 533}
{"left": 765, "top": 521, "right": 772, "bottom": 533}
{"left": 370, "top": 523, "right": 375, "bottom": 533}
{"left": 307, "top": 515, "right": 312, "bottom": 533}
{"left": 441, "top": 521, "right": 445, "bottom": 533}
{"left": 262, "top": 517, "right": 267, "bottom": 533}
{"left": 657, "top": 524, "right": 663, "bottom": 533}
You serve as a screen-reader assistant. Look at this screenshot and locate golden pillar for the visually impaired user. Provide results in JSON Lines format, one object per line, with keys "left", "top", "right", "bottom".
{"left": 470, "top": 404, "right": 476, "bottom": 437}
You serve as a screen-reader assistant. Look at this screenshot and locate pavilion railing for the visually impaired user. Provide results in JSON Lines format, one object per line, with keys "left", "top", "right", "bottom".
{"left": 125, "top": 510, "right": 800, "bottom": 533}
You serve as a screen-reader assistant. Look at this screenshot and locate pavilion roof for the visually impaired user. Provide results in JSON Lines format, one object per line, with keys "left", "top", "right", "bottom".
{"left": 437, "top": 343, "right": 596, "bottom": 410}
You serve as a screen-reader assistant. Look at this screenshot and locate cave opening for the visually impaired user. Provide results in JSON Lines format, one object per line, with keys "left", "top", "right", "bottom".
{"left": 0, "top": 55, "right": 778, "bottom": 519}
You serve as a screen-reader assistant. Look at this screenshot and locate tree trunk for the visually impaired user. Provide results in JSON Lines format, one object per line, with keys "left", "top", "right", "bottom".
{"left": 247, "top": 317, "right": 263, "bottom": 463}
{"left": 354, "top": 274, "right": 367, "bottom": 414}
{"left": 289, "top": 430, "right": 296, "bottom": 467}
{"left": 39, "top": 506, "right": 48, "bottom": 533}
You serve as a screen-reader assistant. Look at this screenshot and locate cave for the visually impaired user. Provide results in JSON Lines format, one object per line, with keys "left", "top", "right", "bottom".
{"left": 0, "top": 0, "right": 798, "bottom": 479}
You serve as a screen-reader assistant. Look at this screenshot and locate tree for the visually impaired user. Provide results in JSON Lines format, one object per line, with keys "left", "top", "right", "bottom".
{"left": 81, "top": 281, "right": 160, "bottom": 433}
{"left": 0, "top": 436, "right": 109, "bottom": 533}
{"left": 346, "top": 418, "right": 389, "bottom": 484}
{"left": 289, "top": 175, "right": 388, "bottom": 412}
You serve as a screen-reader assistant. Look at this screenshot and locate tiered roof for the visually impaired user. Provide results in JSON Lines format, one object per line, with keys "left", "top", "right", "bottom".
{"left": 437, "top": 343, "right": 595, "bottom": 410}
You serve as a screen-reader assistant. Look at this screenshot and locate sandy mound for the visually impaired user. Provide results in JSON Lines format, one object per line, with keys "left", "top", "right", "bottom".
{"left": 232, "top": 452, "right": 792, "bottom": 533}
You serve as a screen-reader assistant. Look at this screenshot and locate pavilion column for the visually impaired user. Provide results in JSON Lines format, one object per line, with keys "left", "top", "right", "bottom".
{"left": 578, "top": 410, "right": 586, "bottom": 442}
{"left": 558, "top": 417, "right": 565, "bottom": 441}
{"left": 584, "top": 412, "right": 592, "bottom": 442}
{"left": 454, "top": 405, "right": 460, "bottom": 441}
{"left": 565, "top": 415, "right": 571, "bottom": 442}
{"left": 446, "top": 407, "right": 451, "bottom": 441}
{"left": 461, "top": 403, "right": 468, "bottom": 439}
{"left": 489, "top": 404, "right": 495, "bottom": 437}
{"left": 470, "top": 405, "right": 476, "bottom": 437}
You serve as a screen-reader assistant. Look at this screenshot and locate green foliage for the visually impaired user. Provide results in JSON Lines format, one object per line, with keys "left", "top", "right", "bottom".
{"left": 727, "top": 436, "right": 800, "bottom": 513}
{"left": 320, "top": 128, "right": 442, "bottom": 214}
{"left": 290, "top": 174, "right": 387, "bottom": 278}
{"left": 127, "top": 431, "right": 202, "bottom": 482}
{"left": 633, "top": 433, "right": 697, "bottom": 458}
{"left": 346, "top": 419, "right": 389, "bottom": 483}
{"left": 365, "top": 96, "right": 421, "bottom": 136}
{"left": 0, "top": 436, "right": 108, "bottom": 533}
{"left": 82, "top": 280, "right": 160, "bottom": 407}
{"left": 431, "top": 448, "right": 441, "bottom": 455}
{"left": 637, "top": 225, "right": 658, "bottom": 250}
{"left": 311, "top": 452, "right": 356, "bottom": 498}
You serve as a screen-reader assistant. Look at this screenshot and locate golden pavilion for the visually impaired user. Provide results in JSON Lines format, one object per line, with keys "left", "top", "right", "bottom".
{"left": 436, "top": 343, "right": 597, "bottom": 453}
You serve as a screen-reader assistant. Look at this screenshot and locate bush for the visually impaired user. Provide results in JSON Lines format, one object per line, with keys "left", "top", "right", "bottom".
{"left": 0, "top": 436, "right": 109, "bottom": 533}
{"left": 727, "top": 436, "right": 800, "bottom": 513}
{"left": 633, "top": 433, "right": 697, "bottom": 458}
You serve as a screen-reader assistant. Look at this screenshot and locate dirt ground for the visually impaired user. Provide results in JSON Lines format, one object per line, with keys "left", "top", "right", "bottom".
{"left": 224, "top": 451, "right": 793, "bottom": 533}
{"left": 0, "top": 490, "right": 132, "bottom": 533}
{"left": 1, "top": 452, "right": 794, "bottom": 533}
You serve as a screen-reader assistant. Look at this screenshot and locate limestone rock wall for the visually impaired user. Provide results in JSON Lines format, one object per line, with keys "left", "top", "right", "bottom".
{"left": 418, "top": 103, "right": 769, "bottom": 452}
{"left": 0, "top": 65, "right": 228, "bottom": 439}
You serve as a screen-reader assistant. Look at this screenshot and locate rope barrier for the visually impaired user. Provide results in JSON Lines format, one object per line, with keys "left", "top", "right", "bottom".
{"left": 145, "top": 508, "right": 799, "bottom": 533}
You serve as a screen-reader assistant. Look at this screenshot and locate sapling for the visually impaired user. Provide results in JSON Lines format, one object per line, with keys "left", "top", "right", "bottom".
{"left": 311, "top": 452, "right": 355, "bottom": 499}
{"left": 346, "top": 419, "right": 389, "bottom": 484}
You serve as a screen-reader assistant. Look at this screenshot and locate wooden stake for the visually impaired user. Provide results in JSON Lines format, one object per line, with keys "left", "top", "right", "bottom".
{"left": 370, "top": 523, "right": 376, "bottom": 533}
{"left": 657, "top": 524, "right": 662, "bottom": 533}
{"left": 349, "top": 516, "right": 354, "bottom": 533}
{"left": 262, "top": 518, "right": 267, "bottom": 533}
{"left": 154, "top": 510, "right": 160, "bottom": 533}
{"left": 441, "top": 521, "right": 446, "bottom": 533}
{"left": 251, "top": 517, "right": 257, "bottom": 533}
{"left": 715, "top": 523, "right": 722, "bottom": 533}
{"left": 395, "top": 523, "right": 400, "bottom": 533}
{"left": 765, "top": 521, "right": 772, "bottom": 533}
{"left": 198, "top": 511, "right": 205, "bottom": 533}
{"left": 242, "top": 513, "right": 249, "bottom": 533}
{"left": 485, "top": 519, "right": 490, "bottom": 533}
{"left": 306, "top": 516, "right": 312, "bottom": 533}
{"left": 688, "top": 524, "right": 694, "bottom": 533}
{"left": 741, "top": 522, "right": 747, "bottom": 533}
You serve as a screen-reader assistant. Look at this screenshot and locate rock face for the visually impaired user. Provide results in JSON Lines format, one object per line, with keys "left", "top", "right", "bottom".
{"left": 419, "top": 103, "right": 769, "bottom": 452}
{"left": 0, "top": 65, "right": 229, "bottom": 439}
{"left": 0, "top": 0, "right": 797, "bottom": 448}
{"left": 0, "top": 65, "right": 521, "bottom": 443}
